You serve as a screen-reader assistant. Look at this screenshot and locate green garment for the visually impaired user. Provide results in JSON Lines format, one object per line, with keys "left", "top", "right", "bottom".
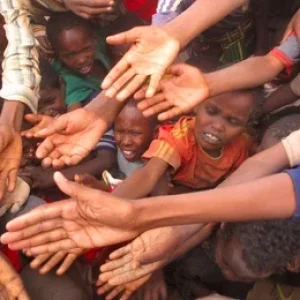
{"left": 52, "top": 38, "right": 111, "bottom": 106}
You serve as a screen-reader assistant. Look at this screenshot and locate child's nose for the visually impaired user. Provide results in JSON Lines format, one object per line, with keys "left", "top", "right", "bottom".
{"left": 211, "top": 119, "right": 225, "bottom": 132}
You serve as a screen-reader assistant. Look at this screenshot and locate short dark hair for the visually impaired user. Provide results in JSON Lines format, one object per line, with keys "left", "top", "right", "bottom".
{"left": 46, "top": 12, "right": 95, "bottom": 51}
{"left": 223, "top": 220, "right": 300, "bottom": 274}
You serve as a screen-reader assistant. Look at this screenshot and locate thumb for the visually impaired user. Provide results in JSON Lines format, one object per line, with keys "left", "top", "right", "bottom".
{"left": 24, "top": 114, "right": 44, "bottom": 125}
{"left": 165, "top": 63, "right": 186, "bottom": 77}
{"left": 35, "top": 115, "right": 67, "bottom": 138}
{"left": 106, "top": 27, "right": 143, "bottom": 45}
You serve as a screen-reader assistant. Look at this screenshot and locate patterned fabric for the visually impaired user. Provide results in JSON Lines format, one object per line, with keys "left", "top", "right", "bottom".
{"left": 142, "top": 117, "right": 251, "bottom": 189}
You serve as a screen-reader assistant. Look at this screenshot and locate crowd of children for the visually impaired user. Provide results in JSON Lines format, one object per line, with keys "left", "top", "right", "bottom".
{"left": 1, "top": 0, "right": 300, "bottom": 299}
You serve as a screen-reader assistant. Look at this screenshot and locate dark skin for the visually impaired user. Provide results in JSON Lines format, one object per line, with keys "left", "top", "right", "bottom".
{"left": 113, "top": 91, "right": 255, "bottom": 199}
{"left": 114, "top": 104, "right": 156, "bottom": 162}
{"left": 194, "top": 91, "right": 254, "bottom": 158}
{"left": 19, "top": 149, "right": 116, "bottom": 190}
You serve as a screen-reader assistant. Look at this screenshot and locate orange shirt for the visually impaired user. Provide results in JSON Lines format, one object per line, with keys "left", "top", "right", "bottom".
{"left": 142, "top": 117, "right": 251, "bottom": 189}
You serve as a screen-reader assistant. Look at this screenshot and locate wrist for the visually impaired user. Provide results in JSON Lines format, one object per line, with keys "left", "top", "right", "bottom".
{"left": 0, "top": 101, "right": 25, "bottom": 132}
{"left": 161, "top": 23, "right": 183, "bottom": 49}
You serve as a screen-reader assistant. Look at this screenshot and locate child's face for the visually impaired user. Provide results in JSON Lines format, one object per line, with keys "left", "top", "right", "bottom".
{"left": 215, "top": 227, "right": 272, "bottom": 282}
{"left": 195, "top": 92, "right": 254, "bottom": 156}
{"left": 57, "top": 26, "right": 96, "bottom": 75}
{"left": 114, "top": 106, "right": 155, "bottom": 162}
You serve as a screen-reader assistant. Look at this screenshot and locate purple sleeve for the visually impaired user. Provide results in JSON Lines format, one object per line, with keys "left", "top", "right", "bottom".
{"left": 285, "top": 166, "right": 300, "bottom": 219}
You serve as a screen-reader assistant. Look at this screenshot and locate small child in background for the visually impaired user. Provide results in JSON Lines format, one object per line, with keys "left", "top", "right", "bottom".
{"left": 112, "top": 89, "right": 260, "bottom": 199}
{"left": 76, "top": 99, "right": 158, "bottom": 192}
{"left": 46, "top": 12, "right": 111, "bottom": 111}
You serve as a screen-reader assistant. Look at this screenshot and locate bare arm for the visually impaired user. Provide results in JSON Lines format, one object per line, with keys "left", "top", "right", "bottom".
{"left": 113, "top": 158, "right": 169, "bottom": 199}
{"left": 134, "top": 173, "right": 296, "bottom": 229}
{"left": 205, "top": 54, "right": 284, "bottom": 97}
{"left": 163, "top": 0, "right": 246, "bottom": 49}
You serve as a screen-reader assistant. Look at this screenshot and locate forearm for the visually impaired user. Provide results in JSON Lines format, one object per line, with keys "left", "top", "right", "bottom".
{"left": 219, "top": 142, "right": 289, "bottom": 187}
{"left": 262, "top": 84, "right": 299, "bottom": 113}
{"left": 85, "top": 91, "right": 126, "bottom": 126}
{"left": 163, "top": 0, "right": 245, "bottom": 48}
{"left": 205, "top": 55, "right": 284, "bottom": 97}
{"left": 134, "top": 173, "right": 296, "bottom": 229}
{"left": 0, "top": 101, "right": 25, "bottom": 132}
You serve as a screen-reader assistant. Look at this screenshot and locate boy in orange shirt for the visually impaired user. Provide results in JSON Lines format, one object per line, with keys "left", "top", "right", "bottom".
{"left": 113, "top": 89, "right": 259, "bottom": 198}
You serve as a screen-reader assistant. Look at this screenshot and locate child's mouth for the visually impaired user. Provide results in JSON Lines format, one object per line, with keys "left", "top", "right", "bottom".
{"left": 78, "top": 64, "right": 92, "bottom": 74}
{"left": 122, "top": 150, "right": 135, "bottom": 160}
{"left": 202, "top": 132, "right": 221, "bottom": 145}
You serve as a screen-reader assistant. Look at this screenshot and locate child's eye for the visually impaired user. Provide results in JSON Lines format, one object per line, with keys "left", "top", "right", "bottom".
{"left": 206, "top": 106, "right": 218, "bottom": 115}
{"left": 228, "top": 118, "right": 243, "bottom": 126}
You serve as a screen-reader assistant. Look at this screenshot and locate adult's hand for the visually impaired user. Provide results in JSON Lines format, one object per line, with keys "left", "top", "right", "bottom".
{"left": 33, "top": 108, "right": 108, "bottom": 168}
{"left": 102, "top": 26, "right": 180, "bottom": 101}
{"left": 136, "top": 64, "right": 209, "bottom": 121}
{"left": 0, "top": 252, "right": 29, "bottom": 299}
{"left": 21, "top": 114, "right": 54, "bottom": 138}
{"left": 1, "top": 172, "right": 139, "bottom": 255}
{"left": 27, "top": 247, "right": 84, "bottom": 276}
{"left": 98, "top": 227, "right": 182, "bottom": 286}
{"left": 0, "top": 124, "right": 22, "bottom": 199}
{"left": 63, "top": 0, "right": 114, "bottom": 19}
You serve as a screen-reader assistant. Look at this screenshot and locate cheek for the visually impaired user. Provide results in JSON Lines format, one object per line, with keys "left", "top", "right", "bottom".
{"left": 224, "top": 126, "right": 244, "bottom": 139}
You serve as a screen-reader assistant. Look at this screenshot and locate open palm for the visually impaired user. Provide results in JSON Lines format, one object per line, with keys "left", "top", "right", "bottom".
{"left": 102, "top": 26, "right": 180, "bottom": 101}
{"left": 136, "top": 64, "right": 210, "bottom": 121}
{"left": 1, "top": 173, "right": 139, "bottom": 255}
{"left": 35, "top": 108, "right": 108, "bottom": 168}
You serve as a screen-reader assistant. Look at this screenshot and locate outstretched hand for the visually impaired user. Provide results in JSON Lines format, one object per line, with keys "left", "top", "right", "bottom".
{"left": 33, "top": 108, "right": 108, "bottom": 168}
{"left": 21, "top": 114, "right": 54, "bottom": 138}
{"left": 102, "top": 26, "right": 180, "bottom": 101}
{"left": 1, "top": 172, "right": 139, "bottom": 255}
{"left": 136, "top": 64, "right": 210, "bottom": 121}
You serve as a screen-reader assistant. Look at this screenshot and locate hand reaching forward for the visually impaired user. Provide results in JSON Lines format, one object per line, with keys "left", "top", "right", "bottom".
{"left": 1, "top": 172, "right": 139, "bottom": 255}
{"left": 98, "top": 224, "right": 214, "bottom": 286}
{"left": 27, "top": 247, "right": 84, "bottom": 276}
{"left": 0, "top": 252, "right": 29, "bottom": 299}
{"left": 102, "top": 26, "right": 180, "bottom": 101}
{"left": 21, "top": 114, "right": 54, "bottom": 138}
{"left": 136, "top": 64, "right": 210, "bottom": 121}
{"left": 33, "top": 108, "right": 108, "bottom": 168}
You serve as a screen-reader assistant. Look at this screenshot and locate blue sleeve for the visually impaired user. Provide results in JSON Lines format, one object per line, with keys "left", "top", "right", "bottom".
{"left": 285, "top": 166, "right": 300, "bottom": 219}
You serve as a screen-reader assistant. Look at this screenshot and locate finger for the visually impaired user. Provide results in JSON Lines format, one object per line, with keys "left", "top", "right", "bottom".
{"left": 165, "top": 63, "right": 186, "bottom": 76}
{"left": 80, "top": 6, "right": 113, "bottom": 16}
{"left": 0, "top": 174, "right": 8, "bottom": 200}
{"left": 36, "top": 138, "right": 55, "bottom": 159}
{"left": 106, "top": 27, "right": 143, "bottom": 46}
{"left": 137, "top": 93, "right": 165, "bottom": 112}
{"left": 30, "top": 253, "right": 52, "bottom": 269}
{"left": 146, "top": 74, "right": 162, "bottom": 98}
{"left": 102, "top": 59, "right": 130, "bottom": 90}
{"left": 134, "top": 86, "right": 147, "bottom": 100}
{"left": 24, "top": 114, "right": 44, "bottom": 125}
{"left": 158, "top": 106, "right": 182, "bottom": 121}
{"left": 34, "top": 117, "right": 67, "bottom": 138}
{"left": 75, "top": 0, "right": 113, "bottom": 8}
{"left": 97, "top": 282, "right": 114, "bottom": 295}
{"left": 159, "top": 285, "right": 168, "bottom": 300}
{"left": 42, "top": 157, "right": 53, "bottom": 168}
{"left": 105, "top": 285, "right": 124, "bottom": 300}
{"left": 142, "top": 101, "right": 173, "bottom": 119}
{"left": 109, "top": 244, "right": 131, "bottom": 260}
{"left": 7, "top": 169, "right": 17, "bottom": 193}
{"left": 3, "top": 200, "right": 68, "bottom": 232}
{"left": 56, "top": 253, "right": 77, "bottom": 275}
{"left": 39, "top": 251, "right": 66, "bottom": 274}
{"left": 104, "top": 68, "right": 135, "bottom": 98}
{"left": 116, "top": 74, "right": 147, "bottom": 101}
{"left": 120, "top": 289, "right": 134, "bottom": 300}
{"left": 22, "top": 239, "right": 77, "bottom": 256}
{"left": 109, "top": 268, "right": 151, "bottom": 286}
{"left": 7, "top": 228, "right": 69, "bottom": 250}
{"left": 100, "top": 253, "right": 133, "bottom": 272}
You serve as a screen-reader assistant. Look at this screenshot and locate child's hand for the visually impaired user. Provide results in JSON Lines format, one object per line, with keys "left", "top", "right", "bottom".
{"left": 75, "top": 173, "right": 110, "bottom": 191}
{"left": 26, "top": 248, "right": 84, "bottom": 276}
{"left": 0, "top": 252, "right": 29, "bottom": 299}
{"left": 135, "top": 63, "right": 209, "bottom": 121}
{"left": 18, "top": 166, "right": 54, "bottom": 189}
{"left": 21, "top": 114, "right": 54, "bottom": 138}
{"left": 96, "top": 274, "right": 151, "bottom": 300}
{"left": 134, "top": 270, "right": 167, "bottom": 300}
